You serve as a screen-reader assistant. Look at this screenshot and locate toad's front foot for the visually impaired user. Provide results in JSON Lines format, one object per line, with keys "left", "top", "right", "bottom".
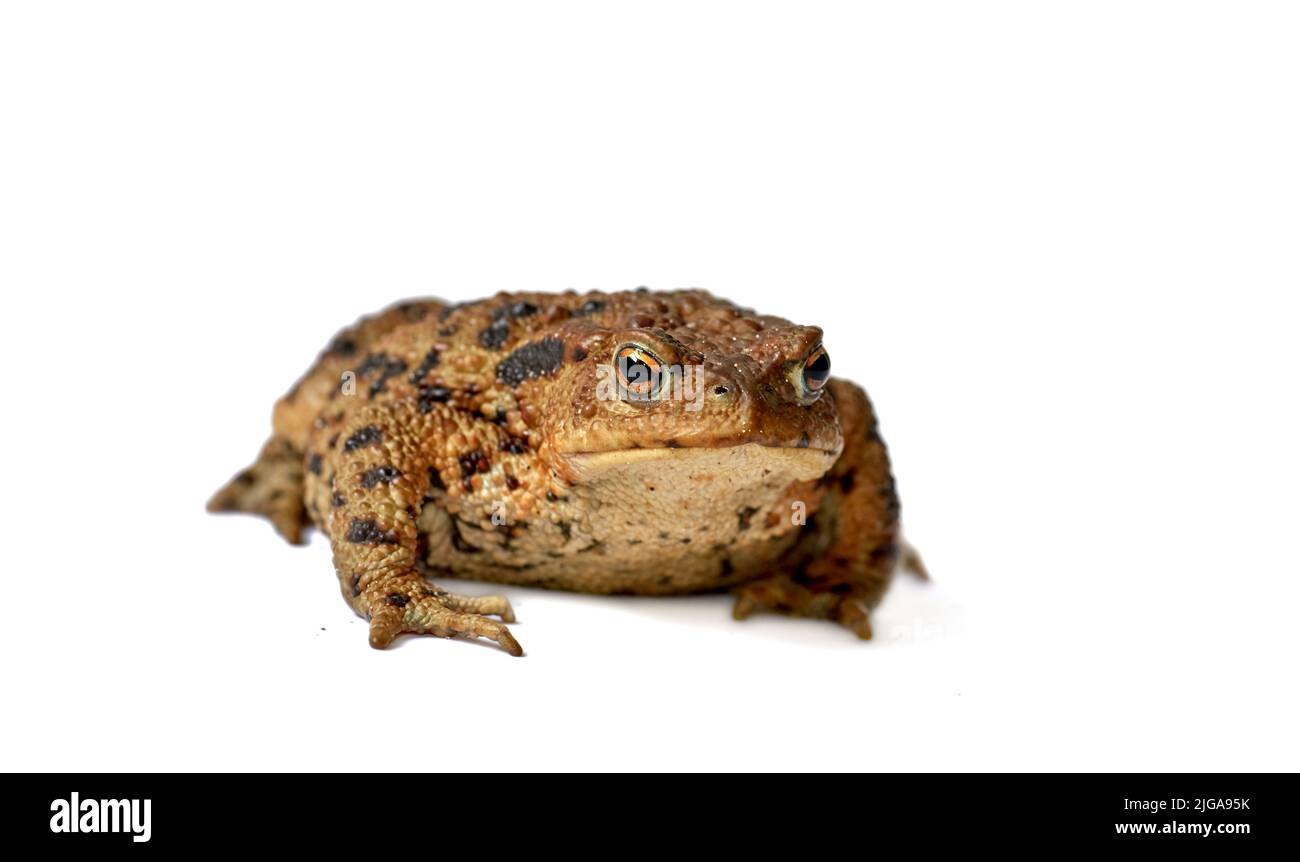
{"left": 362, "top": 577, "right": 523, "bottom": 655}
{"left": 731, "top": 573, "right": 881, "bottom": 640}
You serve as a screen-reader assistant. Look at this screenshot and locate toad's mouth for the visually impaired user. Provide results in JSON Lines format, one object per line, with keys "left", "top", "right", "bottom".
{"left": 561, "top": 442, "right": 837, "bottom": 483}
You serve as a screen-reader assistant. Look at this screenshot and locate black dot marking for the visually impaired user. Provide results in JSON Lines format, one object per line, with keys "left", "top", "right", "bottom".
{"left": 881, "top": 474, "right": 901, "bottom": 521}
{"left": 307, "top": 453, "right": 322, "bottom": 475}
{"left": 355, "top": 353, "right": 407, "bottom": 398}
{"left": 458, "top": 449, "right": 489, "bottom": 478}
{"left": 492, "top": 407, "right": 509, "bottom": 425}
{"left": 409, "top": 347, "right": 441, "bottom": 384}
{"left": 571, "top": 345, "right": 588, "bottom": 361}
{"left": 574, "top": 299, "right": 604, "bottom": 316}
{"left": 416, "top": 385, "right": 452, "bottom": 414}
{"left": 546, "top": 491, "right": 558, "bottom": 502}
{"left": 737, "top": 506, "right": 757, "bottom": 531}
{"left": 343, "top": 425, "right": 383, "bottom": 452}
{"left": 496, "top": 337, "right": 564, "bottom": 387}
{"left": 349, "top": 573, "right": 362, "bottom": 597}
{"left": 331, "top": 492, "right": 346, "bottom": 507}
{"left": 375, "top": 360, "right": 407, "bottom": 394}
{"left": 385, "top": 592, "right": 409, "bottom": 607}
{"left": 330, "top": 336, "right": 358, "bottom": 357}
{"left": 488, "top": 301, "right": 539, "bottom": 324}
{"left": 869, "top": 541, "right": 900, "bottom": 565}
{"left": 354, "top": 353, "right": 384, "bottom": 375}
{"left": 505, "top": 474, "right": 519, "bottom": 490}
{"left": 345, "top": 518, "right": 397, "bottom": 544}
{"left": 428, "top": 467, "right": 445, "bottom": 491}
{"left": 478, "top": 318, "right": 510, "bottom": 350}
{"left": 396, "top": 302, "right": 428, "bottom": 321}
{"left": 839, "top": 469, "right": 856, "bottom": 493}
{"left": 500, "top": 435, "right": 529, "bottom": 455}
{"left": 361, "top": 466, "right": 402, "bottom": 488}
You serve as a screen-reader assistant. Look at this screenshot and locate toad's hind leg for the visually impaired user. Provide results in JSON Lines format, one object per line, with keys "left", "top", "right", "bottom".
{"left": 207, "top": 436, "right": 308, "bottom": 545}
{"left": 732, "top": 379, "right": 909, "bottom": 639}
{"left": 208, "top": 298, "right": 446, "bottom": 545}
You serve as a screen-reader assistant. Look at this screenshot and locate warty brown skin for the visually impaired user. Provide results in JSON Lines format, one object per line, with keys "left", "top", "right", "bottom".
{"left": 209, "top": 288, "right": 917, "bottom": 655}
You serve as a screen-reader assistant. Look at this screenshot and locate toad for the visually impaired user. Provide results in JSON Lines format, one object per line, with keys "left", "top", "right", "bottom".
{"left": 209, "top": 289, "right": 923, "bottom": 655}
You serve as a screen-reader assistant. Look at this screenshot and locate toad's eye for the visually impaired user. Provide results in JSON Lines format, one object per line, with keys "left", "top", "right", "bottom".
{"left": 801, "top": 345, "right": 831, "bottom": 395}
{"left": 615, "top": 344, "right": 666, "bottom": 400}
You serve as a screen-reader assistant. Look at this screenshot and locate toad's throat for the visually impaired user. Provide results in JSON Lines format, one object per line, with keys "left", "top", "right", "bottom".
{"left": 429, "top": 441, "right": 839, "bottom": 593}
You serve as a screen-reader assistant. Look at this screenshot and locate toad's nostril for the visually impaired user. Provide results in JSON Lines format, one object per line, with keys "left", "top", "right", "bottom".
{"left": 712, "top": 385, "right": 730, "bottom": 396}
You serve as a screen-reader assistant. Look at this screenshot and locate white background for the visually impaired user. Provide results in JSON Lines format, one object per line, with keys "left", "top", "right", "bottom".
{"left": 2, "top": 1, "right": 1297, "bottom": 772}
